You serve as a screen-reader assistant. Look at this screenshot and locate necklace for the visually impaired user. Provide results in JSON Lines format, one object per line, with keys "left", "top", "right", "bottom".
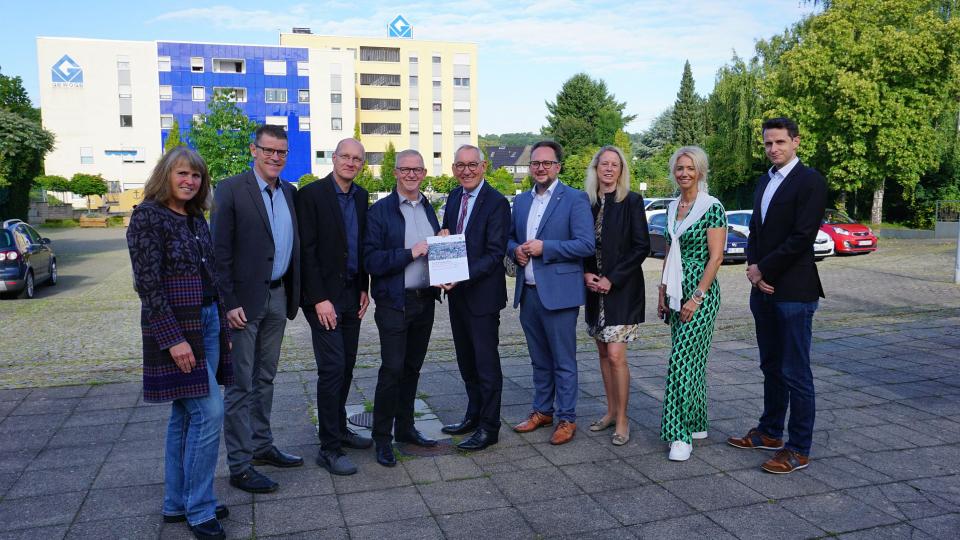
{"left": 678, "top": 200, "right": 694, "bottom": 209}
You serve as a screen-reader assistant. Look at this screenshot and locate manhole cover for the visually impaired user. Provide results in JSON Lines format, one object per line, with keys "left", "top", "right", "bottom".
{"left": 348, "top": 411, "right": 373, "bottom": 428}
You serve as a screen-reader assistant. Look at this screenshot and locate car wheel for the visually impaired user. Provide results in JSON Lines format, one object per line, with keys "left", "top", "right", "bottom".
{"left": 22, "top": 271, "right": 35, "bottom": 299}
{"left": 48, "top": 259, "right": 58, "bottom": 285}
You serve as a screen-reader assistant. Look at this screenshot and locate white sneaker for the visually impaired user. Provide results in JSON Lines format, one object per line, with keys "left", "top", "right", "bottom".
{"left": 668, "top": 441, "right": 692, "bottom": 461}
{"left": 691, "top": 431, "right": 708, "bottom": 440}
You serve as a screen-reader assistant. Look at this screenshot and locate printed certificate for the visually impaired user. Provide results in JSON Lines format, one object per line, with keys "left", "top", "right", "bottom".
{"left": 427, "top": 234, "right": 470, "bottom": 285}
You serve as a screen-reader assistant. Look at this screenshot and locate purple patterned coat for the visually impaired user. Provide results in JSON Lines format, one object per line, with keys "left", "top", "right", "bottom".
{"left": 127, "top": 200, "right": 234, "bottom": 402}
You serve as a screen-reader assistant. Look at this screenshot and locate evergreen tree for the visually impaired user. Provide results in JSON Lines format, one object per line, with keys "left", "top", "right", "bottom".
{"left": 672, "top": 61, "right": 705, "bottom": 146}
{"left": 543, "top": 73, "right": 636, "bottom": 156}
{"left": 163, "top": 118, "right": 183, "bottom": 153}
{"left": 381, "top": 142, "right": 397, "bottom": 191}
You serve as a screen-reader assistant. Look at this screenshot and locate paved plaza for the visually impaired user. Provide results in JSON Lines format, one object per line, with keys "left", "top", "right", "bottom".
{"left": 0, "top": 228, "right": 958, "bottom": 539}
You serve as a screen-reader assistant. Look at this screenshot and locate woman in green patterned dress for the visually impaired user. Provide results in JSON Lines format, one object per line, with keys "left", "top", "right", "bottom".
{"left": 657, "top": 146, "right": 726, "bottom": 462}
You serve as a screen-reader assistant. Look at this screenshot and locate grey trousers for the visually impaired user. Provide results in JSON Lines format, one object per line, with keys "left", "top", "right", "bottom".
{"left": 223, "top": 284, "right": 287, "bottom": 475}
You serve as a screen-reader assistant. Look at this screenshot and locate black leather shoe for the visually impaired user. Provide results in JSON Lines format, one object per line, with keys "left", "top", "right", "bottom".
{"left": 229, "top": 467, "right": 278, "bottom": 494}
{"left": 252, "top": 445, "right": 304, "bottom": 468}
{"left": 163, "top": 505, "right": 229, "bottom": 523}
{"left": 189, "top": 517, "right": 225, "bottom": 540}
{"left": 441, "top": 417, "right": 479, "bottom": 435}
{"left": 394, "top": 428, "right": 438, "bottom": 447}
{"left": 456, "top": 428, "right": 499, "bottom": 451}
{"left": 341, "top": 428, "right": 373, "bottom": 449}
{"left": 375, "top": 443, "right": 397, "bottom": 467}
{"left": 316, "top": 449, "right": 358, "bottom": 475}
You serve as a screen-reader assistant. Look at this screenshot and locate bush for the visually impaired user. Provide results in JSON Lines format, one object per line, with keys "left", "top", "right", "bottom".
{"left": 107, "top": 216, "right": 125, "bottom": 227}
{"left": 298, "top": 173, "right": 319, "bottom": 189}
{"left": 41, "top": 219, "right": 78, "bottom": 228}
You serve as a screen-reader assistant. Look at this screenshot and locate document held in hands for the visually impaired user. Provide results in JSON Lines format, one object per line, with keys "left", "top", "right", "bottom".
{"left": 427, "top": 234, "right": 470, "bottom": 286}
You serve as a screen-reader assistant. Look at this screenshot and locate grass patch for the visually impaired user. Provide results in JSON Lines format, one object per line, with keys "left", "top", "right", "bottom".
{"left": 40, "top": 219, "right": 79, "bottom": 228}
{"left": 107, "top": 216, "right": 125, "bottom": 227}
{"left": 363, "top": 399, "right": 374, "bottom": 413}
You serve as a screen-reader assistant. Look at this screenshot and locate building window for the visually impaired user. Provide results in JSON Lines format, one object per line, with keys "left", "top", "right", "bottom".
{"left": 360, "top": 73, "right": 401, "bottom": 86}
{"left": 297, "top": 61, "right": 309, "bottom": 77}
{"left": 298, "top": 89, "right": 310, "bottom": 103}
{"left": 160, "top": 114, "right": 175, "bottom": 129}
{"left": 433, "top": 152, "right": 441, "bottom": 158}
{"left": 409, "top": 100, "right": 419, "bottom": 110}
{"left": 192, "top": 86, "right": 205, "bottom": 101}
{"left": 409, "top": 124, "right": 419, "bottom": 134}
{"left": 118, "top": 85, "right": 132, "bottom": 98}
{"left": 80, "top": 147, "right": 93, "bottom": 165}
{"left": 213, "top": 87, "right": 247, "bottom": 102}
{"left": 212, "top": 58, "right": 245, "bottom": 74}
{"left": 432, "top": 103, "right": 442, "bottom": 112}
{"left": 454, "top": 101, "right": 471, "bottom": 111}
{"left": 299, "top": 117, "right": 310, "bottom": 131}
{"left": 330, "top": 93, "right": 342, "bottom": 104}
{"left": 432, "top": 55, "right": 441, "bottom": 64}
{"left": 409, "top": 75, "right": 418, "bottom": 87}
{"left": 158, "top": 56, "right": 171, "bottom": 72}
{"left": 315, "top": 150, "right": 332, "bottom": 164}
{"left": 360, "top": 47, "right": 400, "bottom": 62}
{"left": 263, "top": 60, "right": 286, "bottom": 76}
{"left": 192, "top": 114, "right": 203, "bottom": 124}
{"left": 409, "top": 54, "right": 418, "bottom": 63}
{"left": 116, "top": 56, "right": 130, "bottom": 70}
{"left": 159, "top": 85, "right": 173, "bottom": 101}
{"left": 361, "top": 123, "right": 402, "bottom": 135}
{"left": 331, "top": 117, "right": 343, "bottom": 130}
{"left": 190, "top": 57, "right": 204, "bottom": 72}
{"left": 432, "top": 79, "right": 441, "bottom": 88}
{"left": 360, "top": 98, "right": 401, "bottom": 111}
{"left": 454, "top": 130, "right": 471, "bottom": 136}
{"left": 120, "top": 115, "right": 133, "bottom": 127}
{"left": 265, "top": 88, "right": 288, "bottom": 103}
{"left": 454, "top": 77, "right": 470, "bottom": 87}
{"left": 265, "top": 116, "right": 288, "bottom": 130}
{"left": 366, "top": 152, "right": 384, "bottom": 165}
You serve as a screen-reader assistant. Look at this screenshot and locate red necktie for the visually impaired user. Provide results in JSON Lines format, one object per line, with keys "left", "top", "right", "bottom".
{"left": 456, "top": 192, "right": 470, "bottom": 234}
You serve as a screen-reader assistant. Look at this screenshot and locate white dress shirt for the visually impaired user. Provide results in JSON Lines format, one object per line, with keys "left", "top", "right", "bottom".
{"left": 760, "top": 156, "right": 799, "bottom": 223}
{"left": 523, "top": 180, "right": 559, "bottom": 285}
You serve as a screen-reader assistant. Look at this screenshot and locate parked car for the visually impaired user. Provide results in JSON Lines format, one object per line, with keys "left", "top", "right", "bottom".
{"left": 1, "top": 219, "right": 58, "bottom": 299}
{"left": 643, "top": 197, "right": 676, "bottom": 221}
{"left": 726, "top": 209, "right": 834, "bottom": 261}
{"left": 820, "top": 209, "right": 878, "bottom": 255}
{"left": 647, "top": 210, "right": 747, "bottom": 263}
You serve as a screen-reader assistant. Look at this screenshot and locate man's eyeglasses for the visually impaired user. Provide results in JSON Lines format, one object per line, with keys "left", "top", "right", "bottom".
{"left": 396, "top": 167, "right": 426, "bottom": 175}
{"left": 529, "top": 160, "right": 559, "bottom": 169}
{"left": 336, "top": 154, "right": 364, "bottom": 165}
{"left": 255, "top": 145, "right": 289, "bottom": 158}
{"left": 453, "top": 162, "right": 482, "bottom": 172}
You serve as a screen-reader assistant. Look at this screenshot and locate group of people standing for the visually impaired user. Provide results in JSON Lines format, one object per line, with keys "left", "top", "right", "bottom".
{"left": 128, "top": 117, "right": 826, "bottom": 540}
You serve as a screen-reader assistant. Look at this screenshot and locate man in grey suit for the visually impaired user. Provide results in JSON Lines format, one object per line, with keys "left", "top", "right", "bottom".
{"left": 212, "top": 124, "right": 303, "bottom": 494}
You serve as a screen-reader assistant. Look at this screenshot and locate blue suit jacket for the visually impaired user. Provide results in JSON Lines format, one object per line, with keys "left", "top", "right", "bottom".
{"left": 507, "top": 181, "right": 595, "bottom": 310}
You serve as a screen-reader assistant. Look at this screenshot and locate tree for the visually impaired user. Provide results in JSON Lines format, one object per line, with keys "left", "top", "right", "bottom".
{"left": 479, "top": 132, "right": 541, "bottom": 147}
{"left": 632, "top": 144, "right": 678, "bottom": 197}
{"left": 557, "top": 148, "right": 596, "bottom": 190}
{"left": 380, "top": 141, "right": 397, "bottom": 192}
{"left": 672, "top": 61, "right": 705, "bottom": 146}
{"left": 0, "top": 67, "right": 39, "bottom": 122}
{"left": 485, "top": 167, "right": 517, "bottom": 195}
{"left": 298, "top": 173, "right": 319, "bottom": 189}
{"left": 424, "top": 174, "right": 458, "bottom": 194}
{"left": 763, "top": 0, "right": 960, "bottom": 224}
{"left": 613, "top": 129, "right": 632, "bottom": 159}
{"left": 189, "top": 92, "right": 258, "bottom": 184}
{"left": 543, "top": 73, "right": 636, "bottom": 156}
{"left": 0, "top": 110, "right": 54, "bottom": 220}
{"left": 634, "top": 107, "right": 674, "bottom": 159}
{"left": 70, "top": 173, "right": 108, "bottom": 212}
{"left": 35, "top": 175, "right": 71, "bottom": 204}
{"left": 163, "top": 118, "right": 183, "bottom": 153}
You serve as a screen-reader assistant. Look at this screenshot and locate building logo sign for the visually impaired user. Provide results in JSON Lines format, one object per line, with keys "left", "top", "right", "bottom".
{"left": 389, "top": 15, "right": 412, "bottom": 38}
{"left": 52, "top": 55, "right": 83, "bottom": 87}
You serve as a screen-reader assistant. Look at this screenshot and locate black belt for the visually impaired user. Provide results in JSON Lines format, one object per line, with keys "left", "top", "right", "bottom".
{"left": 269, "top": 279, "right": 283, "bottom": 289}
{"left": 525, "top": 283, "right": 537, "bottom": 289}
{"left": 405, "top": 288, "right": 434, "bottom": 299}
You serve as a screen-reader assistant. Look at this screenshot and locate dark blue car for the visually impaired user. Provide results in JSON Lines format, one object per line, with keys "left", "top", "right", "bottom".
{"left": 646, "top": 210, "right": 748, "bottom": 263}
{"left": 1, "top": 219, "right": 57, "bottom": 299}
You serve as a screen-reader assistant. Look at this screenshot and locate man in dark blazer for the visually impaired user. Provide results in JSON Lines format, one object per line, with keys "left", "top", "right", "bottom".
{"left": 728, "top": 117, "right": 827, "bottom": 475}
{"left": 212, "top": 124, "right": 303, "bottom": 494}
{"left": 438, "top": 145, "right": 511, "bottom": 451}
{"left": 507, "top": 140, "right": 595, "bottom": 446}
{"left": 364, "top": 149, "right": 442, "bottom": 467}
{"left": 295, "top": 138, "right": 370, "bottom": 476}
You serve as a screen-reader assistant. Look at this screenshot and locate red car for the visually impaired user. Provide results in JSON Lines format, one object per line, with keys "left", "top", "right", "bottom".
{"left": 820, "top": 209, "right": 878, "bottom": 254}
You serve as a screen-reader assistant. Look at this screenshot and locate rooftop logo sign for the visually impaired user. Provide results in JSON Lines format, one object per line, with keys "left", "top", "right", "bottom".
{"left": 52, "top": 55, "right": 83, "bottom": 87}
{"left": 389, "top": 15, "right": 411, "bottom": 38}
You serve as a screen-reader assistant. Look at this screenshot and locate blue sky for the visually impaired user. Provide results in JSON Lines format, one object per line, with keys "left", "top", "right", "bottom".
{"left": 3, "top": 0, "right": 818, "bottom": 133}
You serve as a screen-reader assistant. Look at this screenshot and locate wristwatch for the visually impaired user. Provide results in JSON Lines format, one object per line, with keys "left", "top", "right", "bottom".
{"left": 692, "top": 288, "right": 705, "bottom": 299}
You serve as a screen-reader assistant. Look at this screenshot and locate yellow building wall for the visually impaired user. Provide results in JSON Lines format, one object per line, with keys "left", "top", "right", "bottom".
{"left": 280, "top": 34, "right": 478, "bottom": 178}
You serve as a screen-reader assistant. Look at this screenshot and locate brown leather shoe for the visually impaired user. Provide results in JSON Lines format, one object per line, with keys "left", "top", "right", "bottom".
{"left": 513, "top": 411, "right": 554, "bottom": 433}
{"left": 549, "top": 420, "right": 576, "bottom": 445}
{"left": 761, "top": 449, "right": 809, "bottom": 474}
{"left": 727, "top": 428, "right": 784, "bottom": 450}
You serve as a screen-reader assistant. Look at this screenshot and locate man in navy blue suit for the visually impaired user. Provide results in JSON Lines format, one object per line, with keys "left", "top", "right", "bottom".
{"left": 728, "top": 117, "right": 827, "bottom": 474}
{"left": 439, "top": 144, "right": 511, "bottom": 451}
{"left": 507, "top": 141, "right": 595, "bottom": 445}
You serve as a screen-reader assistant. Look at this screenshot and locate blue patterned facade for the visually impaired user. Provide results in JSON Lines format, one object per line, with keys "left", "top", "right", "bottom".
{"left": 157, "top": 42, "right": 311, "bottom": 181}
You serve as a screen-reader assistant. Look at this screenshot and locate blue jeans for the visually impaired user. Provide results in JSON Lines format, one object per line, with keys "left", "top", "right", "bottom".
{"left": 750, "top": 292, "right": 817, "bottom": 456}
{"left": 519, "top": 287, "right": 580, "bottom": 422}
{"left": 162, "top": 303, "right": 224, "bottom": 526}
